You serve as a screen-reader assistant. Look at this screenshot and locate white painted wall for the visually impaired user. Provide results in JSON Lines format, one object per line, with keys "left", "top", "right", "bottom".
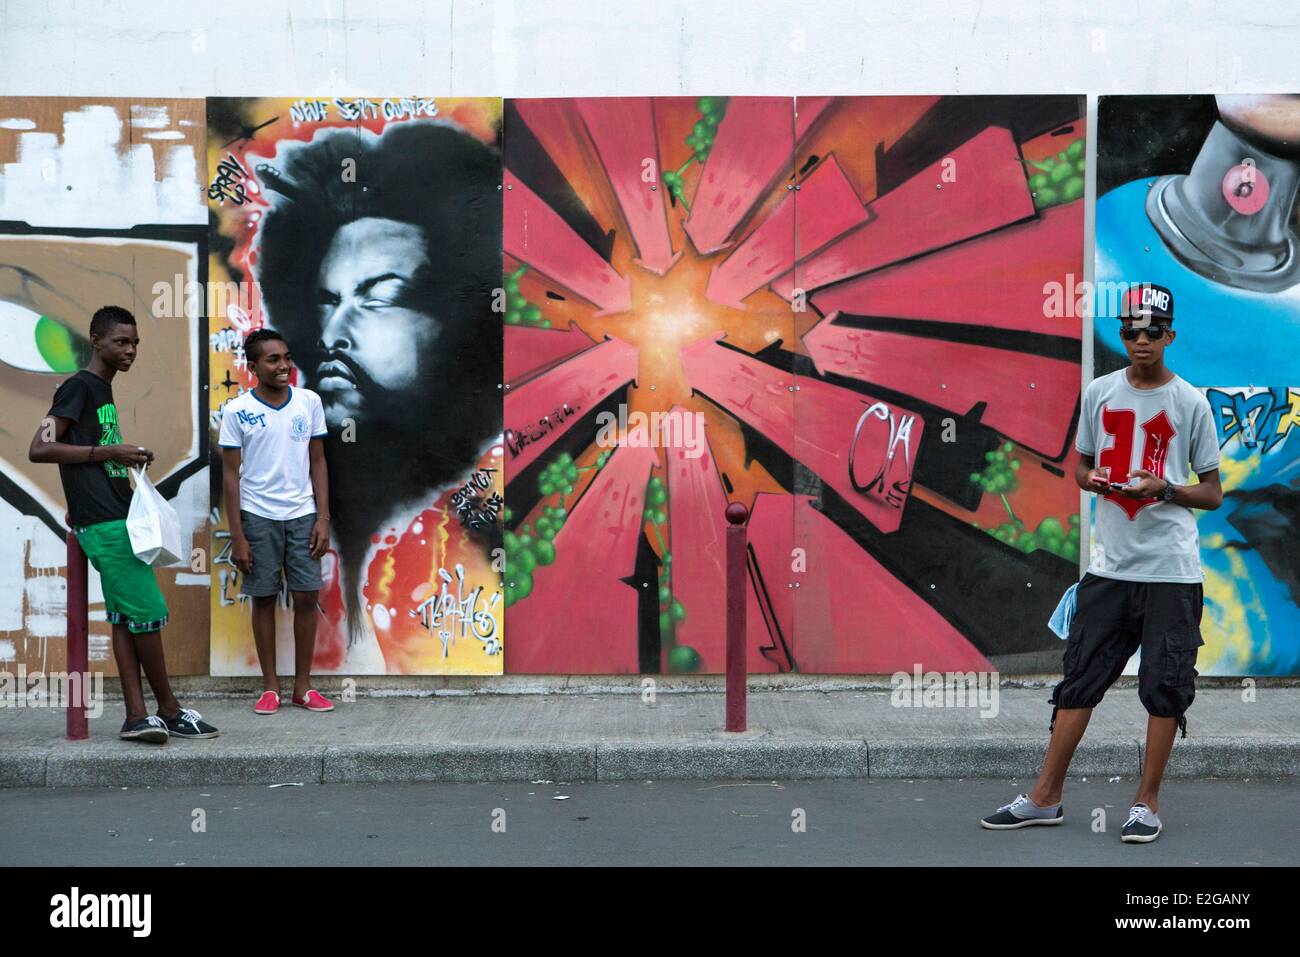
{"left": 1, "top": 0, "right": 1297, "bottom": 99}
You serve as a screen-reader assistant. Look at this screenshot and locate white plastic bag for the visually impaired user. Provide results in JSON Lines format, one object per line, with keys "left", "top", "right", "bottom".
{"left": 126, "top": 466, "right": 185, "bottom": 566}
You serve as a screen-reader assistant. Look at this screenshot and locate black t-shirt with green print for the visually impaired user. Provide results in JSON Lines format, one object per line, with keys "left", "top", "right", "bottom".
{"left": 48, "top": 370, "right": 133, "bottom": 527}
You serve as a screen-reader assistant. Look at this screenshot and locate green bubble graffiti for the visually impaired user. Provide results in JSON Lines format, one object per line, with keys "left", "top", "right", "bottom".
{"left": 969, "top": 440, "right": 1080, "bottom": 561}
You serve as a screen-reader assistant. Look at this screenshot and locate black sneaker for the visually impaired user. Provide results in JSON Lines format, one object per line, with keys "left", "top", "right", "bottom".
{"left": 157, "top": 707, "right": 220, "bottom": 739}
{"left": 1121, "top": 803, "right": 1162, "bottom": 843}
{"left": 120, "top": 715, "right": 169, "bottom": 744}
{"left": 980, "top": 793, "right": 1064, "bottom": 829}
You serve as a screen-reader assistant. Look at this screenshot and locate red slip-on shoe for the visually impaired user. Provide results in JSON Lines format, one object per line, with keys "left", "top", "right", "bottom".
{"left": 253, "top": 690, "right": 281, "bottom": 715}
{"left": 292, "top": 689, "right": 334, "bottom": 712}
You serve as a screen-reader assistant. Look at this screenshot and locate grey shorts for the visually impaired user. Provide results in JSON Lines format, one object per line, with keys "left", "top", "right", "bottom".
{"left": 239, "top": 511, "right": 323, "bottom": 598}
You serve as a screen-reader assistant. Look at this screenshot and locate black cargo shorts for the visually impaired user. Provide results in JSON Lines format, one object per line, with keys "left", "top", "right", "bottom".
{"left": 1049, "top": 572, "right": 1205, "bottom": 737}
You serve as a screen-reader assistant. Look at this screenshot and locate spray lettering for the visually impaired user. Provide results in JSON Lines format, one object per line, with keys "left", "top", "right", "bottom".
{"left": 848, "top": 401, "right": 916, "bottom": 508}
{"left": 208, "top": 153, "right": 250, "bottom": 206}
{"left": 450, "top": 468, "right": 503, "bottom": 531}
{"left": 412, "top": 564, "right": 501, "bottom": 658}
{"left": 1208, "top": 386, "right": 1300, "bottom": 455}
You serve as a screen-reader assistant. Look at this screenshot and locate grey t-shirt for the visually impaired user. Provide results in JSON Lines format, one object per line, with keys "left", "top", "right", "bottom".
{"left": 1075, "top": 369, "right": 1220, "bottom": 583}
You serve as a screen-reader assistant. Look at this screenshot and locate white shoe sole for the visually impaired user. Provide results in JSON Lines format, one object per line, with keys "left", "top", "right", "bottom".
{"left": 1121, "top": 826, "right": 1162, "bottom": 843}
{"left": 980, "top": 814, "right": 1064, "bottom": 829}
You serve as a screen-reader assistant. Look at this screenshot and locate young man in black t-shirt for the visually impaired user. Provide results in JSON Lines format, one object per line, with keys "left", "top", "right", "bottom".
{"left": 29, "top": 306, "right": 218, "bottom": 743}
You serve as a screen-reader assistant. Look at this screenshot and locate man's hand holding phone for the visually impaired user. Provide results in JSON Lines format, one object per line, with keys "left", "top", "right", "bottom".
{"left": 1112, "top": 467, "right": 1167, "bottom": 499}
{"left": 1084, "top": 467, "right": 1112, "bottom": 494}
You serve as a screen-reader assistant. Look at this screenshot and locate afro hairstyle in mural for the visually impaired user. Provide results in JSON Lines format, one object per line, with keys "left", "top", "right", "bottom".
{"left": 254, "top": 121, "right": 503, "bottom": 642}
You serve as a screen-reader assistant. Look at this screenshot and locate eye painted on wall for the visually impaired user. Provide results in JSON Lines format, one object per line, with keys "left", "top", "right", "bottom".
{"left": 0, "top": 300, "right": 91, "bottom": 373}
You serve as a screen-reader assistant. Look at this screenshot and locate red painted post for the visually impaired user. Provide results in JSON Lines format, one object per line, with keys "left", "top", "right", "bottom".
{"left": 65, "top": 517, "right": 89, "bottom": 740}
{"left": 724, "top": 501, "right": 749, "bottom": 732}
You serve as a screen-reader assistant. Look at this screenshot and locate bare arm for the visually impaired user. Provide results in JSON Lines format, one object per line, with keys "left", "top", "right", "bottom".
{"left": 308, "top": 437, "right": 330, "bottom": 558}
{"left": 1177, "top": 468, "right": 1224, "bottom": 510}
{"left": 1075, "top": 453, "right": 1111, "bottom": 495}
{"left": 1123, "top": 467, "right": 1223, "bottom": 511}
{"left": 221, "top": 447, "right": 252, "bottom": 575}
{"left": 29, "top": 415, "right": 152, "bottom": 466}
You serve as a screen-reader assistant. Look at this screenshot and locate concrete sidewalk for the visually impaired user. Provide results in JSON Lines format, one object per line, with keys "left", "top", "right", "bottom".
{"left": 2, "top": 686, "right": 1297, "bottom": 788}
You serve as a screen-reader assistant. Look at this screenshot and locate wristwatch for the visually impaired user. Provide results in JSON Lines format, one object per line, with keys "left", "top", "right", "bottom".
{"left": 1158, "top": 479, "right": 1177, "bottom": 503}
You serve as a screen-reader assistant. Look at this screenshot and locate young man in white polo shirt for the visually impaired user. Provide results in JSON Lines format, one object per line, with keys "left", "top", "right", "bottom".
{"left": 981, "top": 283, "right": 1223, "bottom": 843}
{"left": 220, "top": 329, "right": 335, "bottom": 715}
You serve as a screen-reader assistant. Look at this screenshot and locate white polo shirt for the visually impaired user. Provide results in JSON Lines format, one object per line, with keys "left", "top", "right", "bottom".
{"left": 218, "top": 386, "right": 327, "bottom": 520}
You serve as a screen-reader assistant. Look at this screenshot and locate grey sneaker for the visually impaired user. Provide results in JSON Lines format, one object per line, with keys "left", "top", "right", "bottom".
{"left": 1121, "top": 803, "right": 1162, "bottom": 843}
{"left": 980, "top": 793, "right": 1064, "bottom": 829}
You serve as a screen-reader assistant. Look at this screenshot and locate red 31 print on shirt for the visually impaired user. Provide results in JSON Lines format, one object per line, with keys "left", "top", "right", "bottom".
{"left": 1099, "top": 405, "right": 1177, "bottom": 520}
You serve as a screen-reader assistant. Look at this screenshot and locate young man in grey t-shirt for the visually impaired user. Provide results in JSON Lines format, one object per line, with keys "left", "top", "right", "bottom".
{"left": 981, "top": 283, "right": 1223, "bottom": 843}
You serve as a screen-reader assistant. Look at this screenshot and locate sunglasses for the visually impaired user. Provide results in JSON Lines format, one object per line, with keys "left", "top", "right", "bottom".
{"left": 1119, "top": 323, "right": 1171, "bottom": 341}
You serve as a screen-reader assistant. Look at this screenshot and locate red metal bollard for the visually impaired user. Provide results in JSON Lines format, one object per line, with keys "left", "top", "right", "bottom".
{"left": 724, "top": 501, "right": 749, "bottom": 732}
{"left": 65, "top": 518, "right": 89, "bottom": 740}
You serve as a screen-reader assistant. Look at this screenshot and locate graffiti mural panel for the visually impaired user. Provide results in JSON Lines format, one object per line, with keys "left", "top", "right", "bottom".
{"left": 0, "top": 97, "right": 210, "bottom": 675}
{"left": 1096, "top": 95, "right": 1300, "bottom": 674}
{"left": 790, "top": 96, "right": 1085, "bottom": 674}
{"left": 207, "top": 97, "right": 504, "bottom": 675}
{"left": 501, "top": 97, "right": 798, "bottom": 674}
{"left": 503, "top": 95, "right": 1085, "bottom": 674}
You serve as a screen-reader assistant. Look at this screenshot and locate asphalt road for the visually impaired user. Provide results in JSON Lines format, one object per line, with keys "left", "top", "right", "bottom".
{"left": 2, "top": 777, "right": 1295, "bottom": 866}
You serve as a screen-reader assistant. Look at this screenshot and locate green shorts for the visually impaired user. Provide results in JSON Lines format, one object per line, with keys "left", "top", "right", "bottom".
{"left": 74, "top": 519, "right": 169, "bottom": 635}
